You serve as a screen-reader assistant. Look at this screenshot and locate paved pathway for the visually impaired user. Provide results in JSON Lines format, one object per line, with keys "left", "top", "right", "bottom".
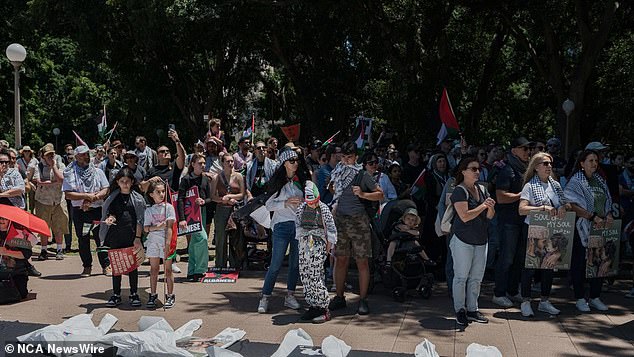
{"left": 1, "top": 255, "right": 633, "bottom": 356}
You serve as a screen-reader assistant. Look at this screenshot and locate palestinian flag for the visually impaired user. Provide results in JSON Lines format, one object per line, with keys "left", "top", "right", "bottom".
{"left": 72, "top": 130, "right": 88, "bottom": 147}
{"left": 321, "top": 130, "right": 340, "bottom": 148}
{"left": 351, "top": 120, "right": 366, "bottom": 155}
{"left": 165, "top": 183, "right": 179, "bottom": 260}
{"left": 436, "top": 88, "right": 461, "bottom": 145}
{"left": 410, "top": 169, "right": 427, "bottom": 201}
{"left": 281, "top": 123, "right": 301, "bottom": 142}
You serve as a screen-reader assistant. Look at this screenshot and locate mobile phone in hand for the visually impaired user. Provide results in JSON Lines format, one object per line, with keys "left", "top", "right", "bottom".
{"left": 168, "top": 124, "right": 176, "bottom": 131}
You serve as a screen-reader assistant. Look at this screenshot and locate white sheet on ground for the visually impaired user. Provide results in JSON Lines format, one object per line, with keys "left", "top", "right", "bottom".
{"left": 465, "top": 343, "right": 503, "bottom": 357}
{"left": 321, "top": 335, "right": 351, "bottom": 357}
{"left": 415, "top": 338, "right": 439, "bottom": 357}
{"left": 271, "top": 328, "right": 313, "bottom": 357}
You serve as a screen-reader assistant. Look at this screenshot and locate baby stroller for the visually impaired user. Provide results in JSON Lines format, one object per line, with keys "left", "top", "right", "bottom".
{"left": 375, "top": 199, "right": 434, "bottom": 302}
{"left": 231, "top": 194, "right": 272, "bottom": 270}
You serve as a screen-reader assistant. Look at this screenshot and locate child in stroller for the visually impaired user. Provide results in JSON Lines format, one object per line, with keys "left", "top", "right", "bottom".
{"left": 380, "top": 207, "right": 434, "bottom": 301}
{"left": 386, "top": 208, "right": 436, "bottom": 267}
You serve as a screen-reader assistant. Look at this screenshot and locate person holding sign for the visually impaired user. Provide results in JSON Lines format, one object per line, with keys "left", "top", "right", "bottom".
{"left": 565, "top": 149, "right": 614, "bottom": 312}
{"left": 518, "top": 152, "right": 571, "bottom": 317}
{"left": 178, "top": 153, "right": 213, "bottom": 282}
{"left": 99, "top": 168, "right": 146, "bottom": 307}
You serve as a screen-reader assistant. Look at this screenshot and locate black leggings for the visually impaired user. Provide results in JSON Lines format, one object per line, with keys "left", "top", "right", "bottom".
{"left": 570, "top": 228, "right": 603, "bottom": 299}
{"left": 112, "top": 269, "right": 138, "bottom": 296}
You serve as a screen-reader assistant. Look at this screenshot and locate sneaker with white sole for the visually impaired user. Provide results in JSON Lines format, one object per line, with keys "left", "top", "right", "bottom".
{"left": 538, "top": 300, "right": 560, "bottom": 315}
{"left": 258, "top": 295, "right": 269, "bottom": 313}
{"left": 588, "top": 298, "right": 608, "bottom": 311}
{"left": 172, "top": 264, "right": 181, "bottom": 273}
{"left": 625, "top": 288, "right": 634, "bottom": 299}
{"left": 284, "top": 295, "right": 301, "bottom": 310}
{"left": 576, "top": 298, "right": 590, "bottom": 312}
{"left": 508, "top": 293, "right": 524, "bottom": 304}
{"left": 521, "top": 301, "right": 534, "bottom": 317}
{"left": 492, "top": 295, "right": 513, "bottom": 308}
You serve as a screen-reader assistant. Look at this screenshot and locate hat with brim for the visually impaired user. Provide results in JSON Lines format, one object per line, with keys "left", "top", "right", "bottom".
{"left": 19, "top": 146, "right": 32, "bottom": 154}
{"left": 41, "top": 144, "right": 55, "bottom": 156}
{"left": 585, "top": 141, "right": 608, "bottom": 151}
{"left": 123, "top": 151, "right": 138, "bottom": 160}
{"left": 402, "top": 207, "right": 421, "bottom": 226}
{"left": 511, "top": 137, "right": 532, "bottom": 148}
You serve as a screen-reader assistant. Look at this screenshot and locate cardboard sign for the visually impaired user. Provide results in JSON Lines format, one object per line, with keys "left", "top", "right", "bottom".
{"left": 108, "top": 247, "right": 145, "bottom": 276}
{"left": 525, "top": 212, "right": 575, "bottom": 270}
{"left": 201, "top": 267, "right": 239, "bottom": 283}
{"left": 171, "top": 186, "right": 203, "bottom": 236}
{"left": 586, "top": 220, "right": 621, "bottom": 278}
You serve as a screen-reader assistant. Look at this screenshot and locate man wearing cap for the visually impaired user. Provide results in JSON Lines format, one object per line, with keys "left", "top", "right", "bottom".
{"left": 32, "top": 143, "right": 69, "bottom": 260}
{"left": 492, "top": 137, "right": 531, "bottom": 308}
{"left": 233, "top": 137, "right": 253, "bottom": 173}
{"left": 134, "top": 136, "right": 157, "bottom": 172}
{"left": 328, "top": 142, "right": 384, "bottom": 315}
{"left": 586, "top": 142, "right": 621, "bottom": 220}
{"left": 0, "top": 148, "right": 26, "bottom": 209}
{"left": 306, "top": 139, "right": 323, "bottom": 175}
{"left": 63, "top": 145, "right": 110, "bottom": 277}
{"left": 110, "top": 151, "right": 146, "bottom": 189}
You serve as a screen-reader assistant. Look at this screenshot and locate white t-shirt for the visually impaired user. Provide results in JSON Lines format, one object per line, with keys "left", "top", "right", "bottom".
{"left": 143, "top": 202, "right": 177, "bottom": 242}
{"left": 520, "top": 181, "right": 562, "bottom": 224}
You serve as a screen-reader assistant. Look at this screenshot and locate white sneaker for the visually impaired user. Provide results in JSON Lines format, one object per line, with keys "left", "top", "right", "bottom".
{"left": 520, "top": 301, "right": 534, "bottom": 317}
{"left": 284, "top": 295, "right": 301, "bottom": 310}
{"left": 172, "top": 264, "right": 181, "bottom": 274}
{"left": 258, "top": 296, "right": 269, "bottom": 313}
{"left": 538, "top": 300, "right": 561, "bottom": 315}
{"left": 508, "top": 293, "right": 524, "bottom": 303}
{"left": 492, "top": 295, "right": 513, "bottom": 308}
{"left": 589, "top": 298, "right": 608, "bottom": 311}
{"left": 625, "top": 288, "right": 634, "bottom": 299}
{"left": 576, "top": 298, "right": 590, "bottom": 312}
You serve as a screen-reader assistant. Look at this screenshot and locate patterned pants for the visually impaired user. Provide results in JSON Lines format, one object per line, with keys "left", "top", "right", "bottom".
{"left": 299, "top": 235, "right": 330, "bottom": 309}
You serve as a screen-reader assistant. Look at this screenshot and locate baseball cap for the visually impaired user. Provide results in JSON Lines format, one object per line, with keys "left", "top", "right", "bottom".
{"left": 311, "top": 139, "right": 323, "bottom": 150}
{"left": 585, "top": 142, "right": 608, "bottom": 151}
{"left": 546, "top": 138, "right": 561, "bottom": 146}
{"left": 74, "top": 145, "right": 89, "bottom": 155}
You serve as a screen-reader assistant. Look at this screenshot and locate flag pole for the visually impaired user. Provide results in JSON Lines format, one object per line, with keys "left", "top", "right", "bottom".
{"left": 163, "top": 177, "right": 169, "bottom": 311}
{"left": 251, "top": 113, "right": 255, "bottom": 144}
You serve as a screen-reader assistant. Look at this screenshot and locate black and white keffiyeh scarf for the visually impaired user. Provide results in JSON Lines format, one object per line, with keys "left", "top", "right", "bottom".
{"left": 330, "top": 162, "right": 362, "bottom": 203}
{"left": 564, "top": 171, "right": 612, "bottom": 247}
{"left": 529, "top": 175, "right": 566, "bottom": 207}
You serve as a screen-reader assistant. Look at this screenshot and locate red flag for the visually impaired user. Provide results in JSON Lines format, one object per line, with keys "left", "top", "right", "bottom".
{"left": 436, "top": 88, "right": 461, "bottom": 145}
{"left": 165, "top": 183, "right": 179, "bottom": 260}
{"left": 281, "top": 123, "right": 301, "bottom": 142}
{"left": 410, "top": 169, "right": 427, "bottom": 200}
{"left": 72, "top": 130, "right": 88, "bottom": 147}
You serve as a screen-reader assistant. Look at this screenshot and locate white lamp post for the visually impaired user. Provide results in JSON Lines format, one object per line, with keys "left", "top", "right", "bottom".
{"left": 53, "top": 128, "right": 60, "bottom": 151}
{"left": 6, "top": 44, "right": 27, "bottom": 148}
{"left": 562, "top": 99, "right": 575, "bottom": 159}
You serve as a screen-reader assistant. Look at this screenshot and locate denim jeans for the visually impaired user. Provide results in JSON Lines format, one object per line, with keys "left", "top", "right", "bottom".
{"left": 450, "top": 236, "right": 487, "bottom": 312}
{"left": 445, "top": 234, "right": 454, "bottom": 291}
{"left": 262, "top": 221, "right": 299, "bottom": 295}
{"left": 494, "top": 223, "right": 523, "bottom": 297}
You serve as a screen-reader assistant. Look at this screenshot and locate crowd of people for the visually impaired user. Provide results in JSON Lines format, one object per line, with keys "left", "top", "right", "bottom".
{"left": 0, "top": 121, "right": 633, "bottom": 326}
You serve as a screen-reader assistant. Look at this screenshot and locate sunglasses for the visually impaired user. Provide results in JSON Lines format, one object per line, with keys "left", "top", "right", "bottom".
{"left": 286, "top": 159, "right": 298, "bottom": 164}
{"left": 540, "top": 161, "right": 552, "bottom": 166}
{"left": 158, "top": 149, "right": 170, "bottom": 154}
{"left": 0, "top": 160, "right": 9, "bottom": 164}
{"left": 366, "top": 160, "right": 378, "bottom": 165}
{"left": 224, "top": 160, "right": 234, "bottom": 164}
{"left": 535, "top": 146, "right": 545, "bottom": 151}
{"left": 466, "top": 167, "right": 480, "bottom": 172}
{"left": 255, "top": 146, "right": 266, "bottom": 150}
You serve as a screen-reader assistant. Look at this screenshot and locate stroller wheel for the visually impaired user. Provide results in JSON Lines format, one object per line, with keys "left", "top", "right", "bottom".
{"left": 418, "top": 286, "right": 432, "bottom": 299}
{"left": 392, "top": 287, "right": 406, "bottom": 302}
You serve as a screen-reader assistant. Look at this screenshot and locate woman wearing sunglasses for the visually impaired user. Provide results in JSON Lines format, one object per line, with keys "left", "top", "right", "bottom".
{"left": 258, "top": 148, "right": 309, "bottom": 313}
{"left": 450, "top": 157, "right": 495, "bottom": 326}
{"left": 517, "top": 152, "right": 570, "bottom": 317}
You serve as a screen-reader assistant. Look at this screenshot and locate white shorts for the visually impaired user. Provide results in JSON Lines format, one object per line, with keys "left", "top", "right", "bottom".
{"left": 145, "top": 237, "right": 166, "bottom": 258}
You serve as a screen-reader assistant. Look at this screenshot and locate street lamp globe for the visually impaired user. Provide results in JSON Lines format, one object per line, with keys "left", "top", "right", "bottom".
{"left": 52, "top": 128, "right": 60, "bottom": 136}
{"left": 562, "top": 99, "right": 575, "bottom": 116}
{"left": 6, "top": 43, "right": 27, "bottom": 63}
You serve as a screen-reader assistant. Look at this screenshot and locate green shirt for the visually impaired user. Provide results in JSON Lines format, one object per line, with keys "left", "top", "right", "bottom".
{"left": 588, "top": 177, "right": 607, "bottom": 217}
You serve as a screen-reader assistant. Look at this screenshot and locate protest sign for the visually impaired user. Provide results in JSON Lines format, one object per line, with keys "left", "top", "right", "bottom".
{"left": 525, "top": 212, "right": 575, "bottom": 270}
{"left": 108, "top": 247, "right": 145, "bottom": 276}
{"left": 586, "top": 220, "right": 621, "bottom": 278}
{"left": 171, "top": 186, "right": 203, "bottom": 236}
{"left": 201, "top": 267, "right": 239, "bottom": 283}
